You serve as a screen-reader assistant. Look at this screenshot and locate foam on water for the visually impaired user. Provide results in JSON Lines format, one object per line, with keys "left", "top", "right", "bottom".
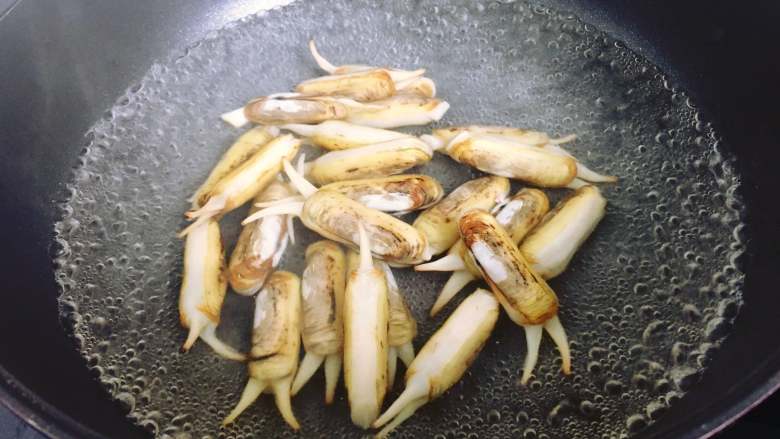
{"left": 54, "top": 1, "right": 745, "bottom": 437}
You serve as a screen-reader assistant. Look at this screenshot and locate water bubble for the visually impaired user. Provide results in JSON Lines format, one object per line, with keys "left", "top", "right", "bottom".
{"left": 626, "top": 414, "right": 648, "bottom": 433}
{"left": 642, "top": 321, "right": 667, "bottom": 344}
{"left": 604, "top": 380, "right": 624, "bottom": 395}
{"left": 704, "top": 317, "right": 732, "bottom": 341}
{"left": 681, "top": 303, "right": 702, "bottom": 322}
{"left": 115, "top": 392, "right": 136, "bottom": 413}
{"left": 579, "top": 400, "right": 598, "bottom": 418}
{"left": 669, "top": 366, "right": 700, "bottom": 391}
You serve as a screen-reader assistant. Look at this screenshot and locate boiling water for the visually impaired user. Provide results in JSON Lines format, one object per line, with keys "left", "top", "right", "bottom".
{"left": 54, "top": 1, "right": 746, "bottom": 437}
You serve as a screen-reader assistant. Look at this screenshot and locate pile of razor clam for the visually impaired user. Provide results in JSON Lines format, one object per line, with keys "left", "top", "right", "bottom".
{"left": 176, "top": 40, "right": 617, "bottom": 437}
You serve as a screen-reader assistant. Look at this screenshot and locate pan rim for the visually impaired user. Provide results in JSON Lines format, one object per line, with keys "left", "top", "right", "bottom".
{"left": 3, "top": 358, "right": 779, "bottom": 439}
{"left": 0, "top": 366, "right": 104, "bottom": 439}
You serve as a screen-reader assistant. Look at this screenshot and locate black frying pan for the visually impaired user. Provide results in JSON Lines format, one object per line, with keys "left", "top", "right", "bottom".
{"left": 1, "top": 0, "right": 779, "bottom": 438}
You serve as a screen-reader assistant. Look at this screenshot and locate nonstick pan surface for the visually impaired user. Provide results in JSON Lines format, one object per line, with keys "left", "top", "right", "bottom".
{"left": 2, "top": 1, "right": 779, "bottom": 438}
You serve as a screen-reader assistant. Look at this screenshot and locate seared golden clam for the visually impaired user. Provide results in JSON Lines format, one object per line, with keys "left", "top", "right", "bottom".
{"left": 345, "top": 252, "right": 418, "bottom": 389}
{"left": 431, "top": 125, "right": 562, "bottom": 146}
{"left": 307, "top": 39, "right": 430, "bottom": 92}
{"left": 394, "top": 75, "right": 436, "bottom": 98}
{"left": 281, "top": 120, "right": 410, "bottom": 151}
{"left": 372, "top": 288, "right": 499, "bottom": 437}
{"left": 178, "top": 220, "right": 245, "bottom": 361}
{"left": 227, "top": 181, "right": 294, "bottom": 295}
{"left": 416, "top": 188, "right": 550, "bottom": 316}
{"left": 220, "top": 93, "right": 382, "bottom": 128}
{"left": 426, "top": 131, "right": 578, "bottom": 187}
{"left": 295, "top": 69, "right": 396, "bottom": 102}
{"left": 345, "top": 94, "right": 450, "bottom": 129}
{"left": 343, "top": 224, "right": 389, "bottom": 428}
{"left": 459, "top": 210, "right": 571, "bottom": 384}
{"left": 290, "top": 240, "right": 347, "bottom": 404}
{"left": 189, "top": 126, "right": 279, "bottom": 209}
{"left": 303, "top": 136, "right": 433, "bottom": 185}
{"left": 243, "top": 159, "right": 432, "bottom": 265}
{"left": 413, "top": 175, "right": 510, "bottom": 257}
{"left": 320, "top": 174, "right": 443, "bottom": 214}
{"left": 222, "top": 271, "right": 302, "bottom": 430}
{"left": 520, "top": 185, "right": 607, "bottom": 279}
{"left": 379, "top": 261, "right": 417, "bottom": 389}
{"left": 179, "top": 134, "right": 301, "bottom": 237}
{"left": 426, "top": 125, "right": 616, "bottom": 186}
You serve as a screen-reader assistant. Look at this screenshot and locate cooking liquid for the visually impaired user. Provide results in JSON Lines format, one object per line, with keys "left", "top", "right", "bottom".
{"left": 54, "top": 1, "right": 746, "bottom": 437}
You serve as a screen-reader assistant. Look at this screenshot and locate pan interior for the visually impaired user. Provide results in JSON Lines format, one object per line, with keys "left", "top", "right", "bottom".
{"left": 54, "top": 0, "right": 746, "bottom": 437}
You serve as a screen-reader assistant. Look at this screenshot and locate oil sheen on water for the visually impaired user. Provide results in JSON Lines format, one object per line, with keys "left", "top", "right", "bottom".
{"left": 53, "top": 1, "right": 746, "bottom": 437}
